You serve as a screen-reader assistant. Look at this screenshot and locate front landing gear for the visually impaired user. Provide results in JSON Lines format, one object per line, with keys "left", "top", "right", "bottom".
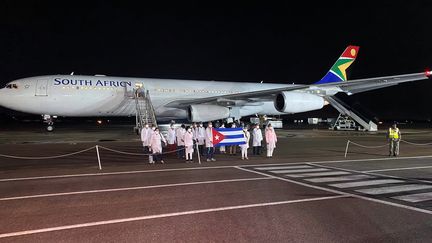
{"left": 42, "top": 115, "right": 57, "bottom": 132}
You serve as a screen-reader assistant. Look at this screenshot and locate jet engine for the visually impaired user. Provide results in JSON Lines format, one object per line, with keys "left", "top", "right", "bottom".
{"left": 187, "top": 104, "right": 230, "bottom": 122}
{"left": 274, "top": 91, "right": 325, "bottom": 113}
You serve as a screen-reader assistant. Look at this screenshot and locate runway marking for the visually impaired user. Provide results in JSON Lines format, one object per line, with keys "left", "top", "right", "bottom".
{"left": 269, "top": 168, "right": 329, "bottom": 174}
{"left": 255, "top": 165, "right": 312, "bottom": 170}
{"left": 356, "top": 184, "right": 432, "bottom": 195}
{"left": 364, "top": 165, "right": 432, "bottom": 173}
{"left": 306, "top": 175, "right": 373, "bottom": 183}
{"left": 393, "top": 192, "right": 432, "bottom": 202}
{"left": 293, "top": 171, "right": 350, "bottom": 177}
{"left": 283, "top": 174, "right": 306, "bottom": 178}
{"left": 3, "top": 154, "right": 432, "bottom": 182}
{"left": 236, "top": 166, "right": 432, "bottom": 216}
{"left": 0, "top": 195, "right": 347, "bottom": 238}
{"left": 0, "top": 177, "right": 271, "bottom": 201}
{"left": 329, "top": 179, "right": 404, "bottom": 189}
{"left": 310, "top": 163, "right": 432, "bottom": 185}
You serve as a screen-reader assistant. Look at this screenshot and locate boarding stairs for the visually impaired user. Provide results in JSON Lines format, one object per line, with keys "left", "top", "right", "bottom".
{"left": 326, "top": 96, "right": 378, "bottom": 132}
{"left": 133, "top": 88, "right": 157, "bottom": 134}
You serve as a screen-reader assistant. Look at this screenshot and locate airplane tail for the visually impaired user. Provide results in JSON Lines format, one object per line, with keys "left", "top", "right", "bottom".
{"left": 314, "top": 45, "right": 359, "bottom": 84}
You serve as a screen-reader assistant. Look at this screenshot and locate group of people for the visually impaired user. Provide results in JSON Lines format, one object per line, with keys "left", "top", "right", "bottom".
{"left": 140, "top": 121, "right": 279, "bottom": 164}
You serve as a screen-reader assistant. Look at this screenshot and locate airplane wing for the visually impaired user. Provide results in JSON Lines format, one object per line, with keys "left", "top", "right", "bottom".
{"left": 165, "top": 72, "right": 430, "bottom": 108}
{"left": 320, "top": 72, "right": 429, "bottom": 94}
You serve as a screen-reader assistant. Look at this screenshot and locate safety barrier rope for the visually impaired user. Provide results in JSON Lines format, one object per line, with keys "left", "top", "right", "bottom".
{"left": 345, "top": 139, "right": 432, "bottom": 157}
{"left": 98, "top": 145, "right": 186, "bottom": 156}
{"left": 0, "top": 146, "right": 96, "bottom": 160}
{"left": 347, "top": 141, "right": 389, "bottom": 149}
{"left": 400, "top": 140, "right": 432, "bottom": 146}
{"left": 0, "top": 144, "right": 202, "bottom": 170}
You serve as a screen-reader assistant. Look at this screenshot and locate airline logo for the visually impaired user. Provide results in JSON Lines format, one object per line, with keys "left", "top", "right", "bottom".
{"left": 212, "top": 128, "right": 246, "bottom": 146}
{"left": 315, "top": 45, "right": 359, "bottom": 84}
{"left": 54, "top": 78, "right": 132, "bottom": 87}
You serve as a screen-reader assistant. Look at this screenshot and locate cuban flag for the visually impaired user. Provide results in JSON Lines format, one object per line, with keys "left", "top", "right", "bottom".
{"left": 212, "top": 128, "right": 246, "bottom": 146}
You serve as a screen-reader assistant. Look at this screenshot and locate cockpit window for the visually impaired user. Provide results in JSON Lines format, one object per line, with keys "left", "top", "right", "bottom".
{"left": 5, "top": 83, "right": 18, "bottom": 89}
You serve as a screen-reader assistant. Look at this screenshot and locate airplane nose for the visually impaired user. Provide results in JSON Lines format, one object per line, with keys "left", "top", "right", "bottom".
{"left": 0, "top": 89, "right": 6, "bottom": 107}
{"left": 0, "top": 88, "right": 11, "bottom": 109}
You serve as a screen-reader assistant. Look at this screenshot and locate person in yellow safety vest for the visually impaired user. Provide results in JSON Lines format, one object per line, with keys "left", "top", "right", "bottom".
{"left": 387, "top": 123, "right": 401, "bottom": 156}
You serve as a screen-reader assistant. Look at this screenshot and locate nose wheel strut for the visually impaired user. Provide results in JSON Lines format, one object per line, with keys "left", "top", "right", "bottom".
{"left": 42, "top": 115, "right": 56, "bottom": 132}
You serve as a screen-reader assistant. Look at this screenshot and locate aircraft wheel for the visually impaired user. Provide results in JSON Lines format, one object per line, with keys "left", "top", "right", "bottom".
{"left": 47, "top": 125, "right": 54, "bottom": 132}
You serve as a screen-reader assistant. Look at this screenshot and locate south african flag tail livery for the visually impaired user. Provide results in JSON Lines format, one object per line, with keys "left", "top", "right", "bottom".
{"left": 315, "top": 45, "right": 360, "bottom": 84}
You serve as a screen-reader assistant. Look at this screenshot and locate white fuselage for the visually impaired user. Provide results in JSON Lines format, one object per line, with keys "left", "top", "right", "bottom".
{"left": 0, "top": 75, "right": 288, "bottom": 120}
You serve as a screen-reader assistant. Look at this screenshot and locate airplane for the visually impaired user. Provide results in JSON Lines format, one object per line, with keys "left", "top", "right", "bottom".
{"left": 0, "top": 45, "right": 430, "bottom": 131}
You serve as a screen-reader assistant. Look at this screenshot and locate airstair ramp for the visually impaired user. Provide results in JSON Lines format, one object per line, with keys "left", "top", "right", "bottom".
{"left": 134, "top": 87, "right": 157, "bottom": 134}
{"left": 326, "top": 96, "right": 378, "bottom": 132}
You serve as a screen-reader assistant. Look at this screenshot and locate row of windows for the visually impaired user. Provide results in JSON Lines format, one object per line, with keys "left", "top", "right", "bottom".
{"left": 59, "top": 86, "right": 238, "bottom": 94}
{"left": 61, "top": 86, "right": 117, "bottom": 90}
{"left": 155, "top": 88, "right": 238, "bottom": 94}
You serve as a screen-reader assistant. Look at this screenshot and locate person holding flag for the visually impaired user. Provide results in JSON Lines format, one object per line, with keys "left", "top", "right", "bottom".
{"left": 197, "top": 122, "right": 206, "bottom": 156}
{"left": 205, "top": 122, "right": 216, "bottom": 161}
{"left": 219, "top": 123, "right": 226, "bottom": 154}
{"left": 265, "top": 123, "right": 278, "bottom": 158}
{"left": 240, "top": 125, "right": 250, "bottom": 160}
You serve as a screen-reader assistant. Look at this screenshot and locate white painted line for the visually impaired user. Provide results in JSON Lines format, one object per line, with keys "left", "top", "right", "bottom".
{"left": 283, "top": 174, "right": 305, "bottom": 178}
{"left": 254, "top": 165, "right": 312, "bottom": 170}
{"left": 306, "top": 175, "right": 373, "bottom": 183}
{"left": 356, "top": 184, "right": 432, "bottom": 195}
{"left": 330, "top": 179, "right": 404, "bottom": 189}
{"left": 393, "top": 192, "right": 432, "bottom": 203}
{"left": 312, "top": 155, "right": 432, "bottom": 164}
{"left": 0, "top": 177, "right": 272, "bottom": 201}
{"left": 310, "top": 163, "right": 432, "bottom": 186}
{"left": 365, "top": 165, "right": 432, "bottom": 173}
{"left": 297, "top": 171, "right": 351, "bottom": 177}
{"left": 235, "top": 166, "right": 432, "bottom": 216}
{"left": 3, "top": 154, "right": 432, "bottom": 182}
{"left": 0, "top": 166, "right": 238, "bottom": 182}
{"left": 269, "top": 168, "right": 329, "bottom": 174}
{"left": 0, "top": 195, "right": 347, "bottom": 238}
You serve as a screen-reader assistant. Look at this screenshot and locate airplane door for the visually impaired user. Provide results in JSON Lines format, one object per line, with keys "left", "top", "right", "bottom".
{"left": 35, "top": 79, "right": 49, "bottom": 96}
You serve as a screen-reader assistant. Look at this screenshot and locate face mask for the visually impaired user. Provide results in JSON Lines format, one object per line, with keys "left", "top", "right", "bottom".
{"left": 152, "top": 127, "right": 156, "bottom": 131}
{"left": 145, "top": 125, "right": 149, "bottom": 128}
{"left": 199, "top": 124, "right": 203, "bottom": 127}
{"left": 188, "top": 129, "right": 192, "bottom": 132}
{"left": 209, "top": 124, "right": 212, "bottom": 128}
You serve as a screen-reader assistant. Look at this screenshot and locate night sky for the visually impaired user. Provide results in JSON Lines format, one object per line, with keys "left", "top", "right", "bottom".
{"left": 1, "top": 1, "right": 432, "bottom": 121}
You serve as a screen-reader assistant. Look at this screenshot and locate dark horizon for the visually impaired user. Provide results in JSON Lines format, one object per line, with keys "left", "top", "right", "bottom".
{"left": 1, "top": 1, "right": 432, "bottom": 120}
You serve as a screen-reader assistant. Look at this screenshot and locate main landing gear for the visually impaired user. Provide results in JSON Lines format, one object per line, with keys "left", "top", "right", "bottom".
{"left": 42, "top": 114, "right": 57, "bottom": 132}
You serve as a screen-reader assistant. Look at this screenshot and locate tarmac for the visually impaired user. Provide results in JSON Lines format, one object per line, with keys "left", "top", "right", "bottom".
{"left": 1, "top": 125, "right": 432, "bottom": 242}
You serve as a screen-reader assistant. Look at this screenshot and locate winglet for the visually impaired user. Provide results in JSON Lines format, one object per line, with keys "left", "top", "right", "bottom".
{"left": 314, "top": 45, "right": 359, "bottom": 84}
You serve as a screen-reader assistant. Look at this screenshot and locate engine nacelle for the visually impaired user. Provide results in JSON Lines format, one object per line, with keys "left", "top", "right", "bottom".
{"left": 187, "top": 105, "right": 230, "bottom": 122}
{"left": 274, "top": 91, "right": 325, "bottom": 113}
